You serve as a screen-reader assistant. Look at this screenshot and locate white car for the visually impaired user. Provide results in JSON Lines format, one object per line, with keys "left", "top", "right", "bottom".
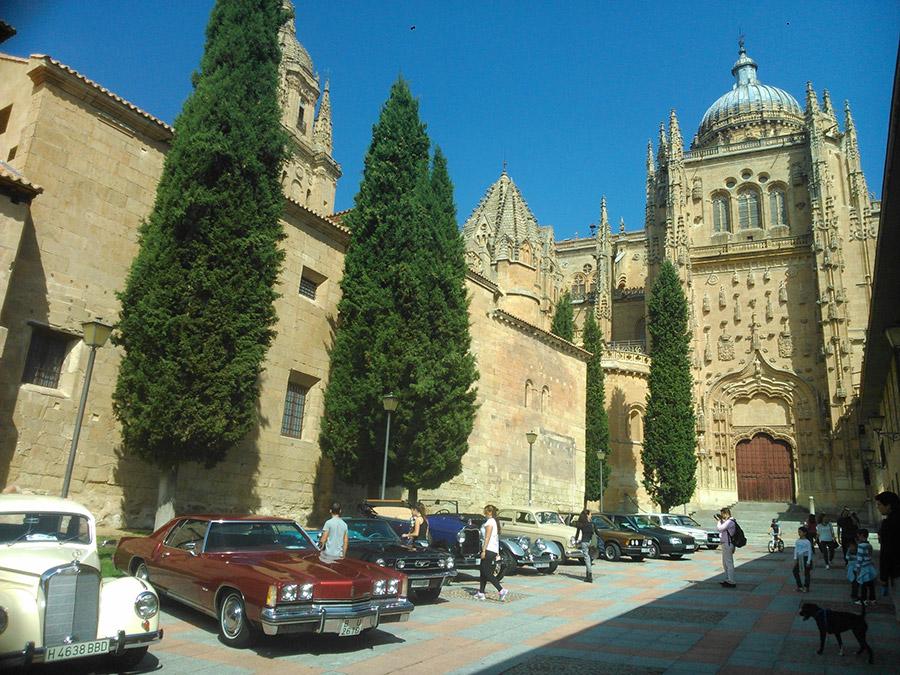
{"left": 0, "top": 495, "right": 162, "bottom": 669}
{"left": 497, "top": 506, "right": 583, "bottom": 562}
{"left": 645, "top": 513, "right": 720, "bottom": 550}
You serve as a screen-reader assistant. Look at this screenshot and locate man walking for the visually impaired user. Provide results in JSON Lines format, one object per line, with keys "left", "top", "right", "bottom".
{"left": 716, "top": 507, "right": 737, "bottom": 588}
{"left": 319, "top": 502, "right": 348, "bottom": 560}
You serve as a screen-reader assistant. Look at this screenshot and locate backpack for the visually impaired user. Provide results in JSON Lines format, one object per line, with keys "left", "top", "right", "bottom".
{"left": 731, "top": 520, "right": 747, "bottom": 548}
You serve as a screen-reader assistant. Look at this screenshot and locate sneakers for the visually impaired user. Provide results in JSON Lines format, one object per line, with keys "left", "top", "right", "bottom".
{"left": 474, "top": 591, "right": 486, "bottom": 601}
{"left": 854, "top": 599, "right": 863, "bottom": 605}
{"left": 721, "top": 581, "right": 737, "bottom": 589}
{"left": 499, "top": 588, "right": 509, "bottom": 602}
{"left": 796, "top": 587, "right": 804, "bottom": 592}
{"left": 826, "top": 564, "right": 831, "bottom": 570}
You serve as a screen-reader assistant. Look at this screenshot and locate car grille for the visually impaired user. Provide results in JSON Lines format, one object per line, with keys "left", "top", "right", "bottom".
{"left": 396, "top": 558, "right": 440, "bottom": 570}
{"left": 460, "top": 528, "right": 480, "bottom": 556}
{"left": 42, "top": 562, "right": 100, "bottom": 646}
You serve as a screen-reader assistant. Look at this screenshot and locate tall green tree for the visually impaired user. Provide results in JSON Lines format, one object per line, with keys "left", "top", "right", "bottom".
{"left": 113, "top": 0, "right": 288, "bottom": 527}
{"left": 642, "top": 260, "right": 697, "bottom": 511}
{"left": 551, "top": 291, "right": 575, "bottom": 341}
{"left": 319, "top": 80, "right": 478, "bottom": 500}
{"left": 582, "top": 312, "right": 610, "bottom": 504}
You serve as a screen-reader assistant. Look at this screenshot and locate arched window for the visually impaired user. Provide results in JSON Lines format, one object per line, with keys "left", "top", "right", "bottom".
{"left": 519, "top": 242, "right": 533, "bottom": 265}
{"left": 768, "top": 187, "right": 788, "bottom": 226}
{"left": 712, "top": 194, "right": 730, "bottom": 232}
{"left": 524, "top": 380, "right": 533, "bottom": 408}
{"left": 737, "top": 189, "right": 761, "bottom": 229}
{"left": 572, "top": 274, "right": 585, "bottom": 300}
{"left": 541, "top": 386, "right": 550, "bottom": 412}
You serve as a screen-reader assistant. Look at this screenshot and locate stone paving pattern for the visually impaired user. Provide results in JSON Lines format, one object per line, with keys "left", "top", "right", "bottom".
{"left": 74, "top": 546, "right": 900, "bottom": 674}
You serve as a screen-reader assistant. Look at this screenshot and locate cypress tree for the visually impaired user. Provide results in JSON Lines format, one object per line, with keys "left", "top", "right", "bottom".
{"left": 113, "top": 0, "right": 288, "bottom": 525}
{"left": 320, "top": 80, "right": 478, "bottom": 498}
{"left": 642, "top": 260, "right": 697, "bottom": 511}
{"left": 551, "top": 292, "right": 575, "bottom": 341}
{"left": 582, "top": 312, "right": 610, "bottom": 503}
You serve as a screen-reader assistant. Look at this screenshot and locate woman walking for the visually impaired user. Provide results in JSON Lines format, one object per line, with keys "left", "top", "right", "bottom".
{"left": 402, "top": 502, "right": 429, "bottom": 544}
{"left": 817, "top": 515, "right": 837, "bottom": 569}
{"left": 574, "top": 509, "right": 594, "bottom": 583}
{"left": 476, "top": 504, "right": 509, "bottom": 601}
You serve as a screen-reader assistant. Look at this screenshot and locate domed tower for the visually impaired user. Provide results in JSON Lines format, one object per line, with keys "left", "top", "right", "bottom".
{"left": 644, "top": 41, "right": 879, "bottom": 512}
{"left": 277, "top": 0, "right": 340, "bottom": 214}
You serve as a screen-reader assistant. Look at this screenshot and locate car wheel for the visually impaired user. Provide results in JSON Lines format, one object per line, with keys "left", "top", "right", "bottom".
{"left": 669, "top": 554, "right": 683, "bottom": 559}
{"left": 540, "top": 561, "right": 559, "bottom": 574}
{"left": 707, "top": 545, "right": 719, "bottom": 551}
{"left": 647, "top": 541, "right": 660, "bottom": 559}
{"left": 603, "top": 542, "right": 621, "bottom": 562}
{"left": 109, "top": 646, "right": 148, "bottom": 671}
{"left": 500, "top": 549, "right": 517, "bottom": 577}
{"left": 414, "top": 587, "right": 442, "bottom": 602}
{"left": 218, "top": 590, "right": 256, "bottom": 648}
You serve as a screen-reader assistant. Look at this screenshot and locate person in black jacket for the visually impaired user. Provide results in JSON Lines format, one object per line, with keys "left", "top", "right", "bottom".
{"left": 876, "top": 491, "right": 900, "bottom": 623}
{"left": 574, "top": 508, "right": 594, "bottom": 583}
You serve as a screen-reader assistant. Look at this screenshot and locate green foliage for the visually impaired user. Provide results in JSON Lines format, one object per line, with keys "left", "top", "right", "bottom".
{"left": 642, "top": 260, "right": 697, "bottom": 511}
{"left": 582, "top": 312, "right": 610, "bottom": 503}
{"left": 113, "top": 0, "right": 288, "bottom": 470}
{"left": 551, "top": 292, "right": 575, "bottom": 341}
{"left": 319, "top": 79, "right": 478, "bottom": 494}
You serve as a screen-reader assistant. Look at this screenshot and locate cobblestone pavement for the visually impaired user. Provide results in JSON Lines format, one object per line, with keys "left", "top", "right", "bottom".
{"left": 57, "top": 546, "right": 900, "bottom": 674}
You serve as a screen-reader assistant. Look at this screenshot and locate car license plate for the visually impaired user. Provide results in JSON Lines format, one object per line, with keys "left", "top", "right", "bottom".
{"left": 533, "top": 562, "right": 548, "bottom": 568}
{"left": 410, "top": 579, "right": 430, "bottom": 588}
{"left": 641, "top": 547, "right": 651, "bottom": 553}
{"left": 686, "top": 545, "right": 695, "bottom": 550}
{"left": 45, "top": 639, "right": 111, "bottom": 662}
{"left": 338, "top": 619, "right": 363, "bottom": 637}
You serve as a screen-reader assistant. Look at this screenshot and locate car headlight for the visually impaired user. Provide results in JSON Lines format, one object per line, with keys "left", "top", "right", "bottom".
{"left": 134, "top": 591, "right": 158, "bottom": 619}
{"left": 457, "top": 531, "right": 466, "bottom": 543}
{"left": 280, "top": 584, "right": 298, "bottom": 602}
{"left": 0, "top": 606, "right": 7, "bottom": 634}
{"left": 387, "top": 578, "right": 400, "bottom": 596}
{"left": 446, "top": 557, "right": 454, "bottom": 569}
{"left": 437, "top": 558, "right": 446, "bottom": 568}
{"left": 396, "top": 559, "right": 406, "bottom": 569}
{"left": 375, "top": 558, "right": 386, "bottom": 567}
{"left": 569, "top": 536, "right": 577, "bottom": 547}
{"left": 373, "top": 579, "right": 387, "bottom": 596}
{"left": 534, "top": 538, "right": 547, "bottom": 551}
{"left": 299, "top": 583, "right": 314, "bottom": 601}
{"left": 669, "top": 537, "right": 682, "bottom": 545}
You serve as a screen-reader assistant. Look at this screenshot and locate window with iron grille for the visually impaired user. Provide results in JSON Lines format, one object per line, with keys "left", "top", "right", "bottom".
{"left": 299, "top": 275, "right": 318, "bottom": 300}
{"left": 22, "top": 327, "right": 70, "bottom": 388}
{"left": 280, "top": 382, "right": 308, "bottom": 438}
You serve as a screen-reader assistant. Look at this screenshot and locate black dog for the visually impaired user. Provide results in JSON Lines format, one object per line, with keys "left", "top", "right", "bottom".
{"left": 799, "top": 602, "right": 873, "bottom": 664}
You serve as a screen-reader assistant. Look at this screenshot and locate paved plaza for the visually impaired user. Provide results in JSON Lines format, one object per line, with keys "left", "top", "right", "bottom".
{"left": 65, "top": 545, "right": 900, "bottom": 674}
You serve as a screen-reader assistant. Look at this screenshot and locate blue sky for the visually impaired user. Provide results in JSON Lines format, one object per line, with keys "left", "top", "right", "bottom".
{"left": 4, "top": 1, "right": 898, "bottom": 239}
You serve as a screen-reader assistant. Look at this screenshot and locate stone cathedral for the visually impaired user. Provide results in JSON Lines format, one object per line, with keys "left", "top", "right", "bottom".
{"left": 461, "top": 42, "right": 880, "bottom": 511}
{"left": 0, "top": 3, "right": 881, "bottom": 526}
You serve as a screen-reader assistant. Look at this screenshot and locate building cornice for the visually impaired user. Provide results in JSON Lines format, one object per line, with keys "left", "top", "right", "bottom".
{"left": 0, "top": 161, "right": 43, "bottom": 202}
{"left": 283, "top": 196, "right": 349, "bottom": 246}
{"left": 602, "top": 349, "right": 651, "bottom": 376}
{"left": 489, "top": 309, "right": 590, "bottom": 361}
{"left": 465, "top": 269, "right": 500, "bottom": 295}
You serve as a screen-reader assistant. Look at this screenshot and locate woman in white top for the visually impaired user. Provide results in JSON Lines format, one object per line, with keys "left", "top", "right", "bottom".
{"left": 817, "top": 515, "right": 837, "bottom": 569}
{"left": 476, "top": 504, "right": 508, "bottom": 601}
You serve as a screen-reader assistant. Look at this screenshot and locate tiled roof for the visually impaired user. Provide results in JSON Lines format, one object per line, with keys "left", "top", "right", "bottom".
{"left": 0, "top": 160, "right": 43, "bottom": 199}
{"left": 31, "top": 54, "right": 174, "bottom": 135}
{"left": 284, "top": 196, "right": 350, "bottom": 237}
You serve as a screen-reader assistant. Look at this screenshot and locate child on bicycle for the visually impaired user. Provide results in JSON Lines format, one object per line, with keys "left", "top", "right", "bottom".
{"left": 770, "top": 519, "right": 781, "bottom": 546}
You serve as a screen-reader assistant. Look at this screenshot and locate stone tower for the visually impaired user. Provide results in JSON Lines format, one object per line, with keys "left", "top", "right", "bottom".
{"left": 277, "top": 0, "right": 340, "bottom": 214}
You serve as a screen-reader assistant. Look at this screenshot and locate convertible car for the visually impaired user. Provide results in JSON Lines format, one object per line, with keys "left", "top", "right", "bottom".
{"left": 114, "top": 515, "right": 413, "bottom": 647}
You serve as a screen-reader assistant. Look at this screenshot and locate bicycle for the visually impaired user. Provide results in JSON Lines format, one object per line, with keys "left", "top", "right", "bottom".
{"left": 767, "top": 534, "right": 785, "bottom": 553}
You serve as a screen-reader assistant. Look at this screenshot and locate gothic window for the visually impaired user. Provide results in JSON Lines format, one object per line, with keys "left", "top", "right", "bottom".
{"left": 712, "top": 193, "right": 731, "bottom": 232}
{"left": 768, "top": 186, "right": 788, "bottom": 226}
{"left": 524, "top": 380, "right": 533, "bottom": 408}
{"left": 572, "top": 274, "right": 585, "bottom": 300}
{"left": 541, "top": 386, "right": 550, "bottom": 413}
{"left": 737, "top": 189, "right": 761, "bottom": 229}
{"left": 519, "top": 242, "right": 532, "bottom": 265}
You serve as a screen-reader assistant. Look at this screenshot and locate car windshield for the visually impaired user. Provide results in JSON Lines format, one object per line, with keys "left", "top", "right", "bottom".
{"left": 0, "top": 512, "right": 91, "bottom": 545}
{"left": 630, "top": 515, "right": 655, "bottom": 529}
{"left": 205, "top": 521, "right": 313, "bottom": 552}
{"left": 345, "top": 519, "right": 401, "bottom": 542}
{"left": 676, "top": 516, "right": 702, "bottom": 528}
{"left": 536, "top": 511, "right": 564, "bottom": 525}
{"left": 591, "top": 515, "right": 616, "bottom": 530}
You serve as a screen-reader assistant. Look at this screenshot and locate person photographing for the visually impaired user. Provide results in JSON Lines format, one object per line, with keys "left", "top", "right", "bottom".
{"left": 715, "top": 507, "right": 737, "bottom": 588}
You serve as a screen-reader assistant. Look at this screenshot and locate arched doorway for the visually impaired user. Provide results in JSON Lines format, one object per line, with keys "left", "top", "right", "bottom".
{"left": 735, "top": 433, "right": 795, "bottom": 502}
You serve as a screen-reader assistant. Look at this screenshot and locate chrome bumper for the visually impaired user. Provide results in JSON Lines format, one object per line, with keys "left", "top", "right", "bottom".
{"left": 0, "top": 629, "right": 163, "bottom": 667}
{"left": 406, "top": 569, "right": 458, "bottom": 581}
{"left": 259, "top": 598, "right": 414, "bottom": 636}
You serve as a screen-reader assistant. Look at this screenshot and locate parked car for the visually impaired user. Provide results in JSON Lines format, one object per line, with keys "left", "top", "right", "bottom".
{"left": 310, "top": 517, "right": 457, "bottom": 602}
{"left": 496, "top": 506, "right": 583, "bottom": 563}
{"left": 645, "top": 513, "right": 720, "bottom": 550}
{"left": 601, "top": 513, "right": 697, "bottom": 559}
{"left": 114, "top": 515, "right": 413, "bottom": 647}
{"left": 562, "top": 512, "right": 652, "bottom": 562}
{"left": 368, "top": 500, "right": 562, "bottom": 577}
{"left": 0, "top": 495, "right": 162, "bottom": 669}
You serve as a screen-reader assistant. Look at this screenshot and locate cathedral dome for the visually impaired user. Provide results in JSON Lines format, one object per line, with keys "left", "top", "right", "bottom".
{"left": 696, "top": 43, "right": 804, "bottom": 147}
{"left": 279, "top": 0, "right": 314, "bottom": 75}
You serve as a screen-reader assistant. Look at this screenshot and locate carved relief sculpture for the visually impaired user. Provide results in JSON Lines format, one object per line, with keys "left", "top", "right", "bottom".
{"left": 718, "top": 333, "right": 735, "bottom": 361}
{"left": 778, "top": 279, "right": 788, "bottom": 304}
{"left": 765, "top": 294, "right": 774, "bottom": 321}
{"left": 778, "top": 329, "right": 793, "bottom": 357}
{"left": 719, "top": 286, "right": 727, "bottom": 309}
{"left": 733, "top": 296, "right": 741, "bottom": 322}
{"left": 703, "top": 292, "right": 710, "bottom": 312}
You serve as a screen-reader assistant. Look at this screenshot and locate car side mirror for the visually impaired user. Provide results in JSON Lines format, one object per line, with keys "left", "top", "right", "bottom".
{"left": 184, "top": 541, "right": 199, "bottom": 556}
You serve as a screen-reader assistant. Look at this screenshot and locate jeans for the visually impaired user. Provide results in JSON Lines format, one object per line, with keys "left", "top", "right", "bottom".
{"left": 479, "top": 551, "right": 503, "bottom": 593}
{"left": 793, "top": 561, "right": 811, "bottom": 589}
{"left": 818, "top": 541, "right": 835, "bottom": 565}
{"left": 721, "top": 543, "right": 735, "bottom": 583}
{"left": 580, "top": 541, "right": 592, "bottom": 576}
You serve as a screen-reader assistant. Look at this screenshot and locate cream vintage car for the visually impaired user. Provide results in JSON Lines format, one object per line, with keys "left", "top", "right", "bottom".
{"left": 496, "top": 506, "right": 584, "bottom": 562}
{"left": 0, "top": 495, "right": 162, "bottom": 669}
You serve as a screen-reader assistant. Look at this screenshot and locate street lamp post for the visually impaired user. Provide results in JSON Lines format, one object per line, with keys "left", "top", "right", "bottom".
{"left": 597, "top": 450, "right": 607, "bottom": 511}
{"left": 526, "top": 430, "right": 537, "bottom": 505}
{"left": 380, "top": 393, "right": 399, "bottom": 500}
{"left": 61, "top": 319, "right": 113, "bottom": 498}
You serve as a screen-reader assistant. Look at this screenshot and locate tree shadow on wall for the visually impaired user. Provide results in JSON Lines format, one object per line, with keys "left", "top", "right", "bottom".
{"left": 609, "top": 386, "right": 642, "bottom": 512}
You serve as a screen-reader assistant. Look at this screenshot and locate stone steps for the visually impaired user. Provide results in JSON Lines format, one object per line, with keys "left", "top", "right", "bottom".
{"left": 693, "top": 501, "right": 811, "bottom": 545}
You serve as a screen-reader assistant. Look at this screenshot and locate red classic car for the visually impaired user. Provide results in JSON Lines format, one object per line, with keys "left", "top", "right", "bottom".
{"left": 113, "top": 515, "right": 413, "bottom": 647}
